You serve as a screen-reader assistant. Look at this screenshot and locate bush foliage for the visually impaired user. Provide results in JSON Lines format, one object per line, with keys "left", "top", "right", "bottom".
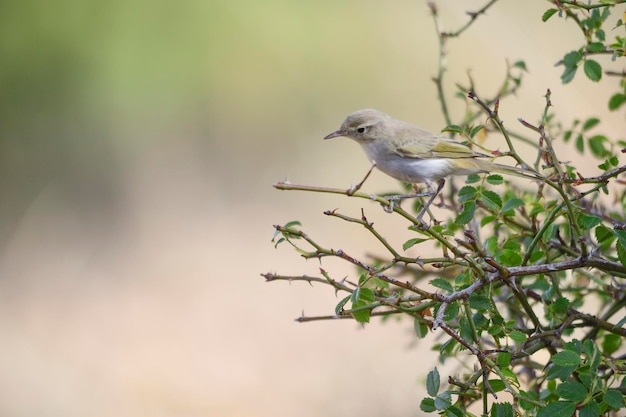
{"left": 265, "top": 2, "right": 626, "bottom": 416}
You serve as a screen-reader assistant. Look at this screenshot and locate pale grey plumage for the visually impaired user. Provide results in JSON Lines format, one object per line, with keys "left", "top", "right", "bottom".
{"left": 324, "top": 108, "right": 534, "bottom": 192}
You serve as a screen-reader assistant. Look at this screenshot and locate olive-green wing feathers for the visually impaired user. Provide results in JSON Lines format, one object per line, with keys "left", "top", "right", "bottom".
{"left": 395, "top": 134, "right": 488, "bottom": 159}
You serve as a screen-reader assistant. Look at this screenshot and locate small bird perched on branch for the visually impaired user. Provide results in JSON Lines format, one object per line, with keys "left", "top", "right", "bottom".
{"left": 324, "top": 108, "right": 537, "bottom": 223}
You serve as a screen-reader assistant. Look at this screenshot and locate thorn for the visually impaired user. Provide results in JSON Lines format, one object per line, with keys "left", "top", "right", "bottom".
{"left": 361, "top": 208, "right": 368, "bottom": 222}
{"left": 295, "top": 310, "right": 306, "bottom": 323}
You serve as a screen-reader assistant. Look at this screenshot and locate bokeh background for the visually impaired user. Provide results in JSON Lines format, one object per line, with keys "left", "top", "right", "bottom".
{"left": 0, "top": 1, "right": 622, "bottom": 416}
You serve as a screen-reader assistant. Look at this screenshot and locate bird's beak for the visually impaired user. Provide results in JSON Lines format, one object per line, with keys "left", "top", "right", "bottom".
{"left": 323, "top": 130, "right": 345, "bottom": 140}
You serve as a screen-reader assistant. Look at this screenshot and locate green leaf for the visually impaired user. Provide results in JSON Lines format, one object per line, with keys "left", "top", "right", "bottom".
{"left": 350, "top": 305, "right": 370, "bottom": 323}
{"left": 335, "top": 295, "right": 350, "bottom": 315}
{"left": 426, "top": 367, "right": 440, "bottom": 396}
{"left": 519, "top": 391, "right": 539, "bottom": 411}
{"left": 595, "top": 29, "right": 605, "bottom": 42}
{"left": 613, "top": 230, "right": 626, "bottom": 246}
{"left": 458, "top": 186, "right": 477, "bottom": 203}
{"left": 472, "top": 312, "right": 488, "bottom": 329}
{"left": 500, "top": 368, "right": 519, "bottom": 388}
{"left": 481, "top": 215, "right": 498, "bottom": 227}
{"left": 272, "top": 237, "right": 285, "bottom": 247}
{"left": 403, "top": 237, "right": 429, "bottom": 250}
{"left": 470, "top": 125, "right": 484, "bottom": 138}
{"left": 608, "top": 93, "right": 626, "bottom": 110}
{"left": 443, "top": 302, "right": 460, "bottom": 321}
{"left": 563, "top": 129, "right": 573, "bottom": 142}
{"left": 443, "top": 125, "right": 463, "bottom": 134}
{"left": 588, "top": 344, "right": 601, "bottom": 375}
{"left": 547, "top": 364, "right": 577, "bottom": 381}
{"left": 528, "top": 249, "right": 544, "bottom": 263}
{"left": 465, "top": 173, "right": 481, "bottom": 184}
{"left": 579, "top": 400, "right": 600, "bottom": 417}
{"left": 537, "top": 401, "right": 576, "bottom": 417}
{"left": 459, "top": 316, "right": 473, "bottom": 343}
{"left": 565, "top": 339, "right": 583, "bottom": 356}
{"left": 512, "top": 60, "right": 527, "bottom": 71}
{"left": 419, "top": 398, "right": 436, "bottom": 413}
{"left": 588, "top": 135, "right": 609, "bottom": 157}
{"left": 501, "top": 197, "right": 524, "bottom": 213}
{"left": 455, "top": 201, "right": 476, "bottom": 225}
{"left": 359, "top": 287, "right": 375, "bottom": 302}
{"left": 350, "top": 287, "right": 375, "bottom": 323}
{"left": 487, "top": 325, "right": 504, "bottom": 338}
{"left": 562, "top": 65, "right": 577, "bottom": 83}
{"left": 594, "top": 225, "right": 614, "bottom": 245}
{"left": 486, "top": 174, "right": 503, "bottom": 185}
{"left": 481, "top": 190, "right": 503, "bottom": 210}
{"left": 484, "top": 236, "right": 499, "bottom": 254}
{"left": 556, "top": 381, "right": 588, "bottom": 402}
{"left": 414, "top": 318, "right": 429, "bottom": 339}
{"left": 509, "top": 330, "right": 527, "bottom": 342}
{"left": 503, "top": 240, "right": 521, "bottom": 251}
{"left": 484, "top": 379, "right": 506, "bottom": 393}
{"left": 582, "top": 117, "right": 600, "bottom": 131}
{"left": 584, "top": 59, "right": 602, "bottom": 81}
{"left": 498, "top": 249, "right": 522, "bottom": 267}
{"left": 576, "top": 134, "right": 585, "bottom": 153}
{"left": 601, "top": 333, "right": 622, "bottom": 356}
{"left": 617, "top": 240, "right": 626, "bottom": 268}
{"left": 551, "top": 297, "right": 570, "bottom": 315}
{"left": 563, "top": 50, "right": 582, "bottom": 67}
{"left": 561, "top": 63, "right": 578, "bottom": 84}
{"left": 434, "top": 392, "right": 451, "bottom": 410}
{"left": 542, "top": 8, "right": 558, "bottom": 22}
{"left": 430, "top": 278, "right": 454, "bottom": 293}
{"left": 438, "top": 337, "right": 457, "bottom": 357}
{"left": 552, "top": 350, "right": 582, "bottom": 366}
{"left": 587, "top": 42, "right": 605, "bottom": 52}
{"left": 497, "top": 352, "right": 511, "bottom": 368}
{"left": 357, "top": 273, "right": 367, "bottom": 286}
{"left": 578, "top": 214, "right": 603, "bottom": 229}
{"left": 446, "top": 405, "right": 465, "bottom": 417}
{"left": 469, "top": 294, "right": 492, "bottom": 311}
{"left": 603, "top": 389, "right": 625, "bottom": 409}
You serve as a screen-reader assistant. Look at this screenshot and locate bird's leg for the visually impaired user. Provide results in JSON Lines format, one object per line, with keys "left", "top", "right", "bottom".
{"left": 348, "top": 163, "right": 376, "bottom": 195}
{"left": 415, "top": 178, "right": 445, "bottom": 225}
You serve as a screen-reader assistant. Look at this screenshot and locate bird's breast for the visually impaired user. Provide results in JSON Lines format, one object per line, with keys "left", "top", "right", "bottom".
{"left": 360, "top": 142, "right": 455, "bottom": 184}
{"left": 377, "top": 157, "right": 454, "bottom": 184}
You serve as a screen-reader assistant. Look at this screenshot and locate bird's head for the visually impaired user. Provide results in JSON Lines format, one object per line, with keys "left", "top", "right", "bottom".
{"left": 323, "top": 109, "right": 390, "bottom": 143}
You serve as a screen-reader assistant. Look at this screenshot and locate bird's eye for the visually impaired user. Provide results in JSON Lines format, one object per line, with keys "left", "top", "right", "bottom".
{"left": 357, "top": 127, "right": 366, "bottom": 133}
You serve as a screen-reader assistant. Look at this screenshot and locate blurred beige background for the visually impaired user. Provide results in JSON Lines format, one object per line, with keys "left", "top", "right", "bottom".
{"left": 0, "top": 1, "right": 622, "bottom": 416}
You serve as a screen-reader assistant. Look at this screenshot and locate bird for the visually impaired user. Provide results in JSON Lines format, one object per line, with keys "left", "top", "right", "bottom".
{"left": 324, "top": 108, "right": 537, "bottom": 223}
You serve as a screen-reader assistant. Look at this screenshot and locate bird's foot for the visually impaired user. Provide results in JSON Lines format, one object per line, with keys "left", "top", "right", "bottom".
{"left": 381, "top": 193, "right": 430, "bottom": 213}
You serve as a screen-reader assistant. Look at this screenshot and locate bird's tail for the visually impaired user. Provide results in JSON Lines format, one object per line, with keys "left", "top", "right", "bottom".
{"left": 475, "top": 159, "right": 542, "bottom": 180}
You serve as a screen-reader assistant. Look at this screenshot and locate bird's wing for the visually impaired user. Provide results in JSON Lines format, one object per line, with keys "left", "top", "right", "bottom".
{"left": 396, "top": 135, "right": 486, "bottom": 159}
{"left": 393, "top": 126, "right": 439, "bottom": 159}
{"left": 429, "top": 137, "right": 485, "bottom": 159}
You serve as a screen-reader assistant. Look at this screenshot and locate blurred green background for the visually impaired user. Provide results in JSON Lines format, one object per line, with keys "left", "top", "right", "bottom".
{"left": 0, "top": 1, "right": 622, "bottom": 416}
